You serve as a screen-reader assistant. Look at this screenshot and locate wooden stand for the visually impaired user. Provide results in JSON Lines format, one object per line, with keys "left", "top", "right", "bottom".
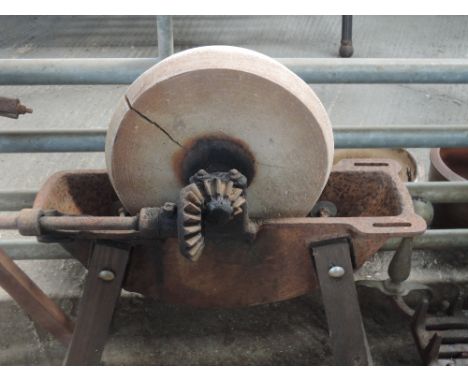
{"left": 0, "top": 242, "right": 130, "bottom": 365}
{"left": 0, "top": 248, "right": 74, "bottom": 346}
{"left": 1, "top": 238, "right": 372, "bottom": 365}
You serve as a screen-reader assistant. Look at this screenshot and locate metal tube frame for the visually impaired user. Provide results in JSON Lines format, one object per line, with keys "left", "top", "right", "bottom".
{"left": 156, "top": 16, "right": 174, "bottom": 59}
{"left": 1, "top": 126, "right": 468, "bottom": 153}
{"left": 2, "top": 17, "right": 468, "bottom": 86}
{"left": 1, "top": 16, "right": 468, "bottom": 258}
{"left": 5, "top": 57, "right": 468, "bottom": 85}
{"left": 339, "top": 16, "right": 354, "bottom": 58}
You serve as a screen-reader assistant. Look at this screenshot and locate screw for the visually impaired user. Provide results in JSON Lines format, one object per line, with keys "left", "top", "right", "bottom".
{"left": 229, "top": 169, "right": 239, "bottom": 176}
{"left": 98, "top": 269, "right": 115, "bottom": 282}
{"left": 196, "top": 169, "right": 208, "bottom": 177}
{"left": 328, "top": 265, "right": 345, "bottom": 279}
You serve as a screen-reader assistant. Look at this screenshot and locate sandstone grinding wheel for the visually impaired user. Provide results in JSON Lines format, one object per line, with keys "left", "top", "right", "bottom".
{"left": 106, "top": 46, "right": 334, "bottom": 218}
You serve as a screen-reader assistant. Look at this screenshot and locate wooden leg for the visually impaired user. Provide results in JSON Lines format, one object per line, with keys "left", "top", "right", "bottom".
{"left": 0, "top": 248, "right": 74, "bottom": 346}
{"left": 64, "top": 241, "right": 130, "bottom": 366}
{"left": 311, "top": 239, "right": 372, "bottom": 366}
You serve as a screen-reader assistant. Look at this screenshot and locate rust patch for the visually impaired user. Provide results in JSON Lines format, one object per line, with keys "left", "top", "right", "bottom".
{"left": 34, "top": 171, "right": 119, "bottom": 216}
{"left": 319, "top": 172, "right": 401, "bottom": 217}
{"left": 172, "top": 133, "right": 257, "bottom": 186}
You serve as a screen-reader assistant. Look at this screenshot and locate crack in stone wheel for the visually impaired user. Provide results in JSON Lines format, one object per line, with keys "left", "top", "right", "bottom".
{"left": 106, "top": 46, "right": 334, "bottom": 218}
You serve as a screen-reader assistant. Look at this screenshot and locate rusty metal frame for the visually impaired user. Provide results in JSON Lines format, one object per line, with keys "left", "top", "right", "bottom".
{"left": 0, "top": 158, "right": 417, "bottom": 365}
{"left": 5, "top": 159, "right": 421, "bottom": 309}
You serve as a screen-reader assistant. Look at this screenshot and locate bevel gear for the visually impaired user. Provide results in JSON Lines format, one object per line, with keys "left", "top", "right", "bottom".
{"left": 177, "top": 169, "right": 247, "bottom": 261}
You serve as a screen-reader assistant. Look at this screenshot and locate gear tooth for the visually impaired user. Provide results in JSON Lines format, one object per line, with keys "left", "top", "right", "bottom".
{"left": 184, "top": 201, "right": 201, "bottom": 214}
{"left": 233, "top": 208, "right": 243, "bottom": 216}
{"left": 232, "top": 196, "right": 246, "bottom": 209}
{"left": 185, "top": 193, "right": 199, "bottom": 206}
{"left": 187, "top": 240, "right": 205, "bottom": 260}
{"left": 215, "top": 178, "right": 225, "bottom": 197}
{"left": 185, "top": 233, "right": 203, "bottom": 248}
{"left": 229, "top": 187, "right": 243, "bottom": 201}
{"left": 183, "top": 212, "right": 202, "bottom": 224}
{"left": 179, "top": 182, "right": 206, "bottom": 261}
{"left": 184, "top": 224, "right": 202, "bottom": 236}
{"left": 179, "top": 172, "right": 247, "bottom": 262}
{"left": 189, "top": 184, "right": 204, "bottom": 203}
{"left": 225, "top": 181, "right": 233, "bottom": 196}
{"left": 203, "top": 180, "right": 213, "bottom": 197}
{"left": 185, "top": 190, "right": 203, "bottom": 206}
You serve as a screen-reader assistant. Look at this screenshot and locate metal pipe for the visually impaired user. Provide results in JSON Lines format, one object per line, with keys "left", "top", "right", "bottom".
{"left": 156, "top": 16, "right": 174, "bottom": 59}
{"left": 0, "top": 58, "right": 159, "bottom": 85}
{"left": 382, "top": 229, "right": 468, "bottom": 250}
{"left": 339, "top": 16, "right": 353, "bottom": 58}
{"left": 333, "top": 125, "right": 468, "bottom": 148}
{"left": 284, "top": 58, "right": 468, "bottom": 84}
{"left": 0, "top": 213, "right": 138, "bottom": 232}
{"left": 1, "top": 229, "right": 468, "bottom": 261}
{"left": 407, "top": 181, "right": 468, "bottom": 203}
{"left": 0, "top": 238, "right": 70, "bottom": 260}
{"left": 0, "top": 129, "right": 105, "bottom": 152}
{"left": 39, "top": 215, "right": 138, "bottom": 232}
{"left": 4, "top": 58, "right": 468, "bottom": 85}
{"left": 0, "top": 190, "right": 35, "bottom": 211}
{"left": 0, "top": 215, "right": 19, "bottom": 229}
{"left": 1, "top": 126, "right": 468, "bottom": 153}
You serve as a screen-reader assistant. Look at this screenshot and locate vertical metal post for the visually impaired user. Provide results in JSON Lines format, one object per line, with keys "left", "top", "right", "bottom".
{"left": 156, "top": 16, "right": 174, "bottom": 59}
{"left": 339, "top": 15, "right": 354, "bottom": 58}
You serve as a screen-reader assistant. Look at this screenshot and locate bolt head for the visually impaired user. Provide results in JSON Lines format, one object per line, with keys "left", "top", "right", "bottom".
{"left": 328, "top": 265, "right": 345, "bottom": 279}
{"left": 98, "top": 269, "right": 115, "bottom": 282}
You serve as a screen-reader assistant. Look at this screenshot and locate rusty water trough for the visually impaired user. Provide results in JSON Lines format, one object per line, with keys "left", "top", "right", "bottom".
{"left": 26, "top": 158, "right": 425, "bottom": 308}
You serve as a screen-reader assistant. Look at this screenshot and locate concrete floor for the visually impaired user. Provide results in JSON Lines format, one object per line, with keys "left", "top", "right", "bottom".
{"left": 0, "top": 15, "right": 468, "bottom": 365}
